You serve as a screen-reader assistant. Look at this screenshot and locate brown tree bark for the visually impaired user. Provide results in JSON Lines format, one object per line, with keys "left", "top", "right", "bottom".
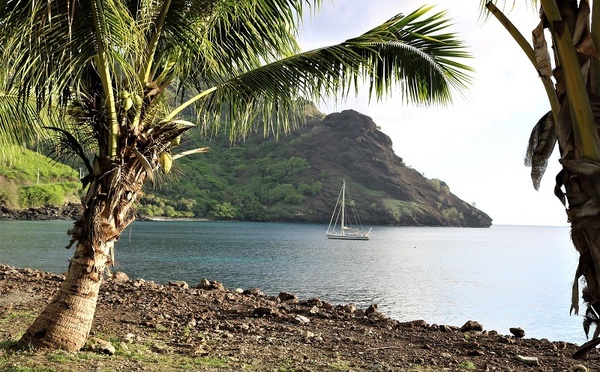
{"left": 19, "top": 157, "right": 145, "bottom": 351}
{"left": 19, "top": 240, "right": 113, "bottom": 350}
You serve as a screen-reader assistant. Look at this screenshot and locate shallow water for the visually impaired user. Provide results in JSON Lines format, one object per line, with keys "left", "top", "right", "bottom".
{"left": 0, "top": 221, "right": 584, "bottom": 343}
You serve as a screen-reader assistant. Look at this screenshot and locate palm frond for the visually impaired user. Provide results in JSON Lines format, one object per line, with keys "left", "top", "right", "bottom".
{"left": 0, "top": 91, "right": 58, "bottom": 147}
{"left": 183, "top": 5, "right": 472, "bottom": 140}
{"left": 44, "top": 126, "right": 94, "bottom": 175}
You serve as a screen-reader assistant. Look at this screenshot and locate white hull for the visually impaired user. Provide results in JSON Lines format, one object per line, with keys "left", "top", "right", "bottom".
{"left": 326, "top": 232, "right": 370, "bottom": 240}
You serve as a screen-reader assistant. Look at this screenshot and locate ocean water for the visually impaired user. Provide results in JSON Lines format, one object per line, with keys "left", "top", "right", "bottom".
{"left": 0, "top": 220, "right": 585, "bottom": 343}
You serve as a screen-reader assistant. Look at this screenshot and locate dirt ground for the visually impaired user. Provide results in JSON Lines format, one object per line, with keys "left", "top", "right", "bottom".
{"left": 1, "top": 264, "right": 599, "bottom": 371}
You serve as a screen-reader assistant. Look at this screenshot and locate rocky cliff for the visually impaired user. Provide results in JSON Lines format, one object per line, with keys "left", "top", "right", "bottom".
{"left": 244, "top": 109, "right": 492, "bottom": 227}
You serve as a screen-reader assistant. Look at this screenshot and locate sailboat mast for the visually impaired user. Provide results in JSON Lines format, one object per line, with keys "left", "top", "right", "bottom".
{"left": 341, "top": 179, "right": 346, "bottom": 235}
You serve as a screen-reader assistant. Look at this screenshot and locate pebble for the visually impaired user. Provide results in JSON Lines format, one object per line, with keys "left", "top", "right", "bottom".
{"left": 87, "top": 337, "right": 116, "bottom": 355}
{"left": 293, "top": 315, "right": 310, "bottom": 324}
{"left": 515, "top": 355, "right": 539, "bottom": 366}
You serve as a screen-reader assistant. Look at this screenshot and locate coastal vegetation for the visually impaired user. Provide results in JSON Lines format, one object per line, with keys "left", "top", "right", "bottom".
{"left": 0, "top": 147, "right": 81, "bottom": 209}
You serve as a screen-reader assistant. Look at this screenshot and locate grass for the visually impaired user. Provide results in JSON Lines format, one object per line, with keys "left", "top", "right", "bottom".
{"left": 460, "top": 360, "right": 476, "bottom": 370}
{"left": 0, "top": 340, "right": 233, "bottom": 371}
{"left": 0, "top": 311, "right": 233, "bottom": 372}
{"left": 0, "top": 311, "right": 37, "bottom": 327}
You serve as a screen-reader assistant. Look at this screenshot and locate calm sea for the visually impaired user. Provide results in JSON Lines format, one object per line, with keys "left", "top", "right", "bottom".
{"left": 0, "top": 221, "right": 585, "bottom": 343}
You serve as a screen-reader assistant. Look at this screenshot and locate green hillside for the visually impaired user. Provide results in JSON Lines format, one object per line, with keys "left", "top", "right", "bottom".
{"left": 0, "top": 108, "right": 492, "bottom": 227}
{"left": 0, "top": 147, "right": 81, "bottom": 209}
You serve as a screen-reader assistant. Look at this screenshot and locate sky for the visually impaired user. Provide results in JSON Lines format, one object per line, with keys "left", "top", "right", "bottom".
{"left": 298, "top": 0, "right": 569, "bottom": 226}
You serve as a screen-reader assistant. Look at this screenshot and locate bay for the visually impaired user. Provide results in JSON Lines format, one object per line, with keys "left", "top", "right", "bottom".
{"left": 0, "top": 220, "right": 584, "bottom": 343}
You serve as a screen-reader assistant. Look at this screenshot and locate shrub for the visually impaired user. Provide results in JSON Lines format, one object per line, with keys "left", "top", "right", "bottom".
{"left": 19, "top": 185, "right": 65, "bottom": 207}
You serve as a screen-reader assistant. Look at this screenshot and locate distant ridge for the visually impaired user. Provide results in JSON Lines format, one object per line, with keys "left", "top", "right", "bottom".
{"left": 258, "top": 109, "right": 491, "bottom": 227}
{"left": 146, "top": 107, "right": 492, "bottom": 227}
{"left": 0, "top": 108, "right": 492, "bottom": 227}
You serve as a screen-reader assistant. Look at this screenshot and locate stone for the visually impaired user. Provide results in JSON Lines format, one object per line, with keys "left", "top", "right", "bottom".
{"left": 253, "top": 306, "right": 276, "bottom": 316}
{"left": 152, "top": 342, "right": 170, "bottom": 354}
{"left": 168, "top": 280, "right": 189, "bottom": 289}
{"left": 407, "top": 320, "right": 428, "bottom": 328}
{"left": 460, "top": 320, "right": 483, "bottom": 332}
{"left": 439, "top": 325, "right": 453, "bottom": 333}
{"left": 516, "top": 355, "right": 539, "bottom": 366}
{"left": 305, "top": 298, "right": 323, "bottom": 307}
{"left": 365, "top": 304, "right": 378, "bottom": 316}
{"left": 123, "top": 333, "right": 136, "bottom": 343}
{"left": 113, "top": 271, "right": 129, "bottom": 282}
{"left": 87, "top": 337, "right": 116, "bottom": 355}
{"left": 321, "top": 301, "right": 334, "bottom": 310}
{"left": 277, "top": 291, "right": 298, "bottom": 302}
{"left": 197, "top": 278, "right": 211, "bottom": 289}
{"left": 509, "top": 327, "right": 525, "bottom": 338}
{"left": 243, "top": 288, "right": 264, "bottom": 297}
{"left": 293, "top": 315, "right": 310, "bottom": 324}
{"left": 342, "top": 303, "right": 356, "bottom": 314}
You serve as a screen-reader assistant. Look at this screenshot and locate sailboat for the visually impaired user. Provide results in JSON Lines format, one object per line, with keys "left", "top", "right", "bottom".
{"left": 326, "top": 179, "right": 372, "bottom": 240}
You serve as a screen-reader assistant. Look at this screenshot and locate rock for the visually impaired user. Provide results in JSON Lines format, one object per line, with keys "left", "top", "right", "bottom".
{"left": 407, "top": 320, "right": 428, "bottom": 328}
{"left": 293, "top": 315, "right": 310, "bottom": 324}
{"left": 112, "top": 271, "right": 129, "bottom": 283}
{"left": 365, "top": 304, "right": 378, "bottom": 316}
{"left": 123, "top": 333, "right": 136, "bottom": 343}
{"left": 468, "top": 350, "right": 485, "bottom": 357}
{"left": 253, "top": 306, "right": 276, "bottom": 316}
{"left": 498, "top": 336, "right": 516, "bottom": 344}
{"left": 197, "top": 278, "right": 212, "bottom": 289}
{"left": 342, "top": 303, "right": 356, "bottom": 314}
{"left": 305, "top": 298, "right": 323, "bottom": 307}
{"left": 168, "top": 280, "right": 189, "bottom": 289}
{"left": 87, "top": 337, "right": 116, "bottom": 355}
{"left": 321, "top": 301, "right": 334, "bottom": 310}
{"left": 277, "top": 291, "right": 298, "bottom": 302}
{"left": 509, "top": 327, "right": 525, "bottom": 338}
{"left": 243, "top": 288, "right": 264, "bottom": 297}
{"left": 196, "top": 279, "right": 225, "bottom": 291}
{"left": 439, "top": 325, "right": 454, "bottom": 333}
{"left": 516, "top": 355, "right": 539, "bottom": 366}
{"left": 152, "top": 342, "right": 170, "bottom": 354}
{"left": 460, "top": 320, "right": 483, "bottom": 332}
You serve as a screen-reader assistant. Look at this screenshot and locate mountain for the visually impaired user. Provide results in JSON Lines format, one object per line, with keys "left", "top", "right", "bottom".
{"left": 0, "top": 108, "right": 492, "bottom": 227}
{"left": 146, "top": 108, "right": 492, "bottom": 227}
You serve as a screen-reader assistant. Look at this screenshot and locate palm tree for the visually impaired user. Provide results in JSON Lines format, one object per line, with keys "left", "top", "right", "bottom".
{"left": 0, "top": 0, "right": 472, "bottom": 351}
{"left": 483, "top": 0, "right": 600, "bottom": 349}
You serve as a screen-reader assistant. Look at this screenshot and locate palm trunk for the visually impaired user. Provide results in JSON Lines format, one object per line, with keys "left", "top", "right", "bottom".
{"left": 547, "top": 1, "right": 600, "bottom": 340}
{"left": 19, "top": 240, "right": 113, "bottom": 350}
{"left": 559, "top": 155, "right": 600, "bottom": 334}
{"left": 19, "top": 157, "right": 146, "bottom": 351}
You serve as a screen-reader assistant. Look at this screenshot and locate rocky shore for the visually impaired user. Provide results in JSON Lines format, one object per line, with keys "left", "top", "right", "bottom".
{"left": 0, "top": 204, "right": 82, "bottom": 221}
{"left": 0, "top": 264, "right": 599, "bottom": 371}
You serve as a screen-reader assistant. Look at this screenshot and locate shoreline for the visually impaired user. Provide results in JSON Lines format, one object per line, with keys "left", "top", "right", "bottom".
{"left": 1, "top": 263, "right": 599, "bottom": 370}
